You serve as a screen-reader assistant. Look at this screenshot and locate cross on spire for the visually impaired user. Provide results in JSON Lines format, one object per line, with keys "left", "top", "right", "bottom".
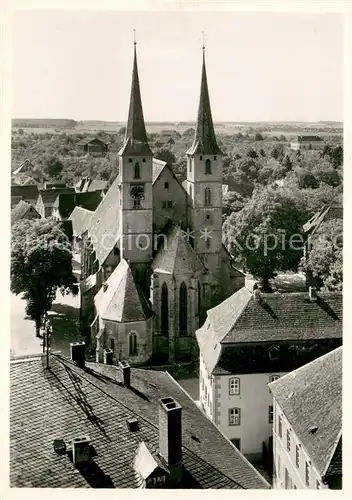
{"left": 133, "top": 29, "right": 137, "bottom": 46}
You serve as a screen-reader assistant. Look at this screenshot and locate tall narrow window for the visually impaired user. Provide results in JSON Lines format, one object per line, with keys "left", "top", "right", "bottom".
{"left": 278, "top": 415, "right": 283, "bottom": 438}
{"left": 204, "top": 187, "right": 211, "bottom": 206}
{"left": 269, "top": 405, "right": 274, "bottom": 423}
{"left": 134, "top": 162, "right": 141, "bottom": 179}
{"left": 179, "top": 282, "right": 187, "bottom": 336}
{"left": 205, "top": 158, "right": 212, "bottom": 174}
{"left": 286, "top": 429, "right": 291, "bottom": 452}
{"left": 305, "top": 462, "right": 310, "bottom": 486}
{"left": 129, "top": 331, "right": 138, "bottom": 356}
{"left": 161, "top": 282, "right": 169, "bottom": 335}
{"left": 296, "top": 445, "right": 300, "bottom": 468}
{"left": 197, "top": 281, "right": 201, "bottom": 320}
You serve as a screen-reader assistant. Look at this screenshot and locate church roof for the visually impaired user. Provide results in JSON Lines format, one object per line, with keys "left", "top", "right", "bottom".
{"left": 53, "top": 191, "right": 102, "bottom": 219}
{"left": 152, "top": 224, "right": 205, "bottom": 276}
{"left": 119, "top": 44, "right": 152, "bottom": 157}
{"left": 94, "top": 259, "right": 152, "bottom": 323}
{"left": 186, "top": 50, "right": 222, "bottom": 156}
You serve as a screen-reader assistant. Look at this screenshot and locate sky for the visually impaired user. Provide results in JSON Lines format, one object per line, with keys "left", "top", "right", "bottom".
{"left": 12, "top": 10, "right": 343, "bottom": 122}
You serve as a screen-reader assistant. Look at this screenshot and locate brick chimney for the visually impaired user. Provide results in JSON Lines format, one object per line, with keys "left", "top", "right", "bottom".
{"left": 103, "top": 348, "right": 113, "bottom": 365}
{"left": 70, "top": 342, "right": 86, "bottom": 367}
{"left": 309, "top": 286, "right": 317, "bottom": 302}
{"left": 72, "top": 436, "right": 90, "bottom": 466}
{"left": 158, "top": 397, "right": 182, "bottom": 485}
{"left": 118, "top": 360, "right": 131, "bottom": 387}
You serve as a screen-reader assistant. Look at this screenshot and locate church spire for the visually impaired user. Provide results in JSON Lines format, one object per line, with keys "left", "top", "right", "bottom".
{"left": 187, "top": 40, "right": 222, "bottom": 156}
{"left": 120, "top": 33, "right": 152, "bottom": 156}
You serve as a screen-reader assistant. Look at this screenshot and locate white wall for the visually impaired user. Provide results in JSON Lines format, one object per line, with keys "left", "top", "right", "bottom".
{"left": 272, "top": 399, "right": 327, "bottom": 489}
{"left": 199, "top": 356, "right": 287, "bottom": 457}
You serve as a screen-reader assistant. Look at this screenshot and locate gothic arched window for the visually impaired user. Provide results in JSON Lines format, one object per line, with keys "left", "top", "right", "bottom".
{"left": 205, "top": 159, "right": 212, "bottom": 174}
{"left": 134, "top": 162, "right": 141, "bottom": 179}
{"left": 161, "top": 282, "right": 169, "bottom": 335}
{"left": 179, "top": 282, "right": 188, "bottom": 336}
{"left": 129, "top": 331, "right": 138, "bottom": 356}
{"left": 204, "top": 187, "right": 212, "bottom": 206}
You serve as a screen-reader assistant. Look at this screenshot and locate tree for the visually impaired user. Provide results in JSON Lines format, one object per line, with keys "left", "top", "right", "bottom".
{"left": 300, "top": 219, "right": 342, "bottom": 291}
{"left": 247, "top": 149, "right": 258, "bottom": 159}
{"left": 255, "top": 132, "right": 264, "bottom": 141}
{"left": 283, "top": 155, "right": 293, "bottom": 172}
{"left": 45, "top": 157, "right": 64, "bottom": 179}
{"left": 18, "top": 128, "right": 24, "bottom": 135}
{"left": 154, "top": 148, "right": 176, "bottom": 164}
{"left": 11, "top": 219, "right": 78, "bottom": 337}
{"left": 224, "top": 186, "right": 311, "bottom": 290}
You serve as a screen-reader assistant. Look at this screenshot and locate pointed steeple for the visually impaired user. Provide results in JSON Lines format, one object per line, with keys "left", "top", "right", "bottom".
{"left": 119, "top": 36, "right": 152, "bottom": 156}
{"left": 187, "top": 44, "right": 222, "bottom": 156}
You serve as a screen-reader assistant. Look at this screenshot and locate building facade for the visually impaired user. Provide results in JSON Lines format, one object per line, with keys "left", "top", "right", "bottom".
{"left": 196, "top": 286, "right": 342, "bottom": 462}
{"left": 290, "top": 135, "right": 324, "bottom": 150}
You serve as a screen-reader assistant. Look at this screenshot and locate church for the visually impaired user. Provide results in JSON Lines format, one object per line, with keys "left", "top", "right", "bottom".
{"left": 76, "top": 42, "right": 245, "bottom": 366}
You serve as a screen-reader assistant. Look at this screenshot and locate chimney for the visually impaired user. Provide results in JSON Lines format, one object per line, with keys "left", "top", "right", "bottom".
{"left": 119, "top": 360, "right": 131, "bottom": 387}
{"left": 103, "top": 348, "right": 113, "bottom": 365}
{"left": 158, "top": 397, "right": 182, "bottom": 485}
{"left": 309, "top": 286, "right": 317, "bottom": 302}
{"left": 70, "top": 342, "right": 86, "bottom": 367}
{"left": 72, "top": 436, "right": 90, "bottom": 466}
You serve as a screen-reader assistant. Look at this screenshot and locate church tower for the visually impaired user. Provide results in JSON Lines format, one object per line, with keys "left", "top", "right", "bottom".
{"left": 118, "top": 39, "right": 153, "bottom": 280}
{"left": 186, "top": 44, "right": 223, "bottom": 281}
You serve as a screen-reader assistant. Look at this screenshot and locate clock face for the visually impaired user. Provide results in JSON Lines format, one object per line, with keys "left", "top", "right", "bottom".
{"left": 130, "top": 184, "right": 145, "bottom": 200}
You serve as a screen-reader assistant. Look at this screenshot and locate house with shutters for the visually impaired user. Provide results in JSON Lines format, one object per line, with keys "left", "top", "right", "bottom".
{"left": 77, "top": 42, "right": 245, "bottom": 366}
{"left": 195, "top": 285, "right": 342, "bottom": 464}
{"left": 269, "top": 347, "right": 342, "bottom": 489}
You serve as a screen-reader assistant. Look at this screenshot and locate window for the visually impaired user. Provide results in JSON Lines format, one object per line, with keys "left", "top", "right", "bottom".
{"left": 179, "top": 282, "right": 187, "bottom": 336}
{"left": 316, "top": 480, "right": 320, "bottom": 489}
{"left": 269, "top": 345, "right": 280, "bottom": 360}
{"left": 133, "top": 199, "right": 141, "bottom": 209}
{"left": 161, "top": 282, "right": 168, "bottom": 335}
{"left": 164, "top": 182, "right": 169, "bottom": 189}
{"left": 205, "top": 237, "right": 211, "bottom": 249}
{"left": 204, "top": 187, "right": 211, "bottom": 206}
{"left": 278, "top": 415, "right": 283, "bottom": 437}
{"left": 110, "top": 338, "right": 115, "bottom": 351}
{"left": 205, "top": 385, "right": 207, "bottom": 398}
{"left": 229, "top": 377, "right": 240, "bottom": 395}
{"left": 229, "top": 408, "right": 241, "bottom": 426}
{"left": 134, "top": 162, "right": 141, "bottom": 179}
{"left": 269, "top": 405, "right": 274, "bottom": 423}
{"left": 200, "top": 155, "right": 203, "bottom": 160}
{"left": 129, "top": 158, "right": 132, "bottom": 163}
{"left": 293, "top": 485, "right": 297, "bottom": 489}
{"left": 167, "top": 201, "right": 173, "bottom": 208}
{"left": 231, "top": 438, "right": 241, "bottom": 450}
{"left": 214, "top": 155, "right": 217, "bottom": 160}
{"left": 142, "top": 158, "right": 146, "bottom": 162}
{"left": 305, "top": 462, "right": 310, "bottom": 486}
{"left": 205, "top": 158, "right": 212, "bottom": 174}
{"left": 189, "top": 159, "right": 192, "bottom": 173}
{"left": 296, "top": 445, "right": 300, "bottom": 468}
{"left": 286, "top": 429, "right": 291, "bottom": 452}
{"left": 129, "top": 331, "right": 138, "bottom": 356}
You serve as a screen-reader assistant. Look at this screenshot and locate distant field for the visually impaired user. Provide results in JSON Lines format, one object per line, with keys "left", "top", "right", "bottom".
{"left": 12, "top": 119, "right": 343, "bottom": 137}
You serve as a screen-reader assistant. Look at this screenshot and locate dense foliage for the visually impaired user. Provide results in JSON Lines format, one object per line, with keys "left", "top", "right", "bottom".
{"left": 11, "top": 219, "right": 78, "bottom": 336}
